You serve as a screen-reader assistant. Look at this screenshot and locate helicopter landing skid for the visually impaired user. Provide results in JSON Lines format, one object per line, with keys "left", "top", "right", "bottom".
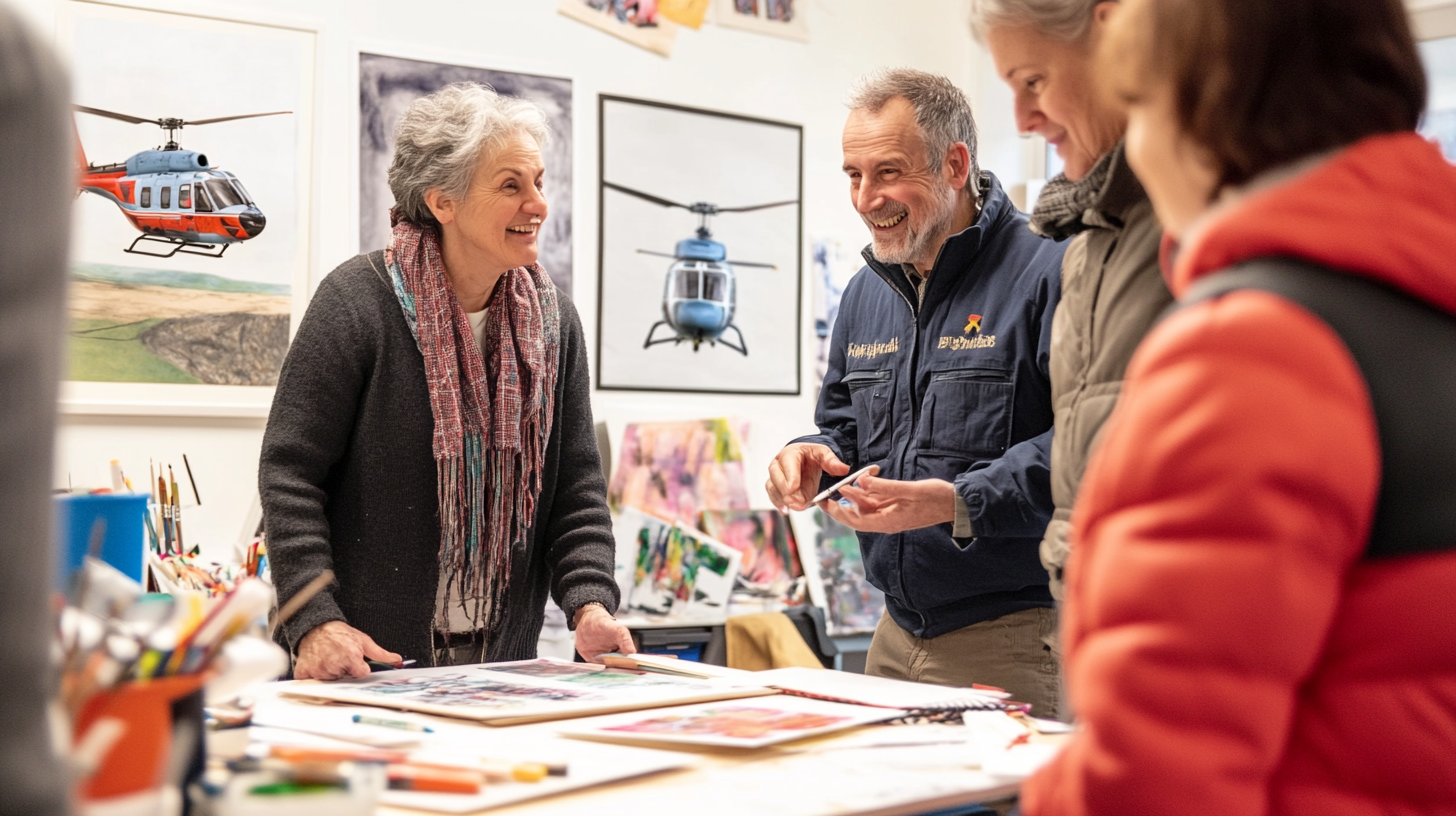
{"left": 642, "top": 321, "right": 748, "bottom": 356}
{"left": 715, "top": 324, "right": 748, "bottom": 357}
{"left": 643, "top": 321, "right": 683, "bottom": 350}
{"left": 125, "top": 234, "right": 230, "bottom": 259}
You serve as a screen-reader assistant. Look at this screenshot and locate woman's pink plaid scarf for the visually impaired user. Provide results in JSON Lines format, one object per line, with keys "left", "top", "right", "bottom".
{"left": 384, "top": 219, "right": 559, "bottom": 662}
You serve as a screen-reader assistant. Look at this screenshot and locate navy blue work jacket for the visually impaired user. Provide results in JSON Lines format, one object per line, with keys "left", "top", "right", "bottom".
{"left": 797, "top": 174, "right": 1065, "bottom": 638}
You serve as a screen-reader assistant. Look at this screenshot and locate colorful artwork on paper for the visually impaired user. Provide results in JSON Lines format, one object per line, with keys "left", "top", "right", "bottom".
{"left": 608, "top": 419, "right": 750, "bottom": 521}
{"left": 629, "top": 521, "right": 740, "bottom": 615}
{"left": 605, "top": 706, "right": 848, "bottom": 739}
{"left": 557, "top": 0, "right": 680, "bottom": 57}
{"left": 484, "top": 659, "right": 707, "bottom": 690}
{"left": 559, "top": 695, "right": 896, "bottom": 748}
{"left": 699, "top": 509, "right": 801, "bottom": 594}
{"left": 803, "top": 509, "right": 885, "bottom": 635}
{"left": 358, "top": 673, "right": 601, "bottom": 708}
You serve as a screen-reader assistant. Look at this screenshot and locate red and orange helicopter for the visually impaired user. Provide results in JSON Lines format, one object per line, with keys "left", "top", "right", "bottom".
{"left": 75, "top": 105, "right": 289, "bottom": 258}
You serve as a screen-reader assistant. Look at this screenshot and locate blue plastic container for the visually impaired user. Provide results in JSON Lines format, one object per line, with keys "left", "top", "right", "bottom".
{"left": 55, "top": 493, "right": 148, "bottom": 588}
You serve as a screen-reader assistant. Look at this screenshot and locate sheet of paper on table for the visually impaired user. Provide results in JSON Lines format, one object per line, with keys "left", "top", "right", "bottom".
{"left": 555, "top": 695, "right": 903, "bottom": 749}
{"left": 279, "top": 657, "right": 775, "bottom": 725}
{"left": 750, "top": 666, "right": 1011, "bottom": 709}
{"left": 245, "top": 698, "right": 697, "bottom": 814}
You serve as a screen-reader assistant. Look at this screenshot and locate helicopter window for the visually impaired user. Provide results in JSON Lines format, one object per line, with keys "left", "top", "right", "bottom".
{"left": 701, "top": 271, "right": 728, "bottom": 302}
{"left": 672, "top": 268, "right": 701, "bottom": 299}
{"left": 230, "top": 179, "right": 255, "bottom": 205}
{"left": 179, "top": 184, "right": 192, "bottom": 210}
{"left": 194, "top": 184, "right": 213, "bottom": 213}
{"left": 160, "top": 186, "right": 171, "bottom": 209}
{"left": 203, "top": 180, "right": 245, "bottom": 209}
{"left": 140, "top": 187, "right": 151, "bottom": 208}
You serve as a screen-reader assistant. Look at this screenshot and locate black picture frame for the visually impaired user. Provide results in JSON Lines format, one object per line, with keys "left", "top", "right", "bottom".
{"left": 596, "top": 94, "right": 803, "bottom": 395}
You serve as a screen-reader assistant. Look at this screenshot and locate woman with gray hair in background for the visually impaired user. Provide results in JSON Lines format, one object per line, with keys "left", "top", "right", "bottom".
{"left": 261, "top": 82, "right": 633, "bottom": 680}
{"left": 970, "top": 0, "right": 1171, "bottom": 612}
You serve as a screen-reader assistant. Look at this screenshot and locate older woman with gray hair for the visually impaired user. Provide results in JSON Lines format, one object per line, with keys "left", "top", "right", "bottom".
{"left": 261, "top": 82, "right": 633, "bottom": 680}
{"left": 970, "top": 0, "right": 1172, "bottom": 607}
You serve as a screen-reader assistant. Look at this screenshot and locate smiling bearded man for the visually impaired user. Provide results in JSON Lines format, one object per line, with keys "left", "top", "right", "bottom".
{"left": 766, "top": 68, "right": 1067, "bottom": 717}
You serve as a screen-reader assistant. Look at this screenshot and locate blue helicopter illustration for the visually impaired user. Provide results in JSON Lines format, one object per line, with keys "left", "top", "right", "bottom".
{"left": 604, "top": 181, "right": 797, "bottom": 356}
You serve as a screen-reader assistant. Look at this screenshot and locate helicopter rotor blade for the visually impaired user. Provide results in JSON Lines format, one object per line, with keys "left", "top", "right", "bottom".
{"left": 604, "top": 181, "right": 694, "bottom": 211}
{"left": 726, "top": 260, "right": 778, "bottom": 269}
{"left": 185, "top": 111, "right": 292, "bottom": 126}
{"left": 635, "top": 249, "right": 682, "bottom": 259}
{"left": 717, "top": 199, "right": 799, "bottom": 213}
{"left": 75, "top": 105, "right": 156, "bottom": 125}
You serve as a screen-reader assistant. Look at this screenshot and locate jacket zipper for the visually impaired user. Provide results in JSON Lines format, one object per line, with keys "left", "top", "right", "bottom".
{"left": 930, "top": 367, "right": 1011, "bottom": 383}
{"left": 861, "top": 249, "right": 930, "bottom": 634}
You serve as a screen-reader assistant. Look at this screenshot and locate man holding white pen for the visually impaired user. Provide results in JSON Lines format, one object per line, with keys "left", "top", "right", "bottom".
{"left": 766, "top": 69, "right": 1063, "bottom": 717}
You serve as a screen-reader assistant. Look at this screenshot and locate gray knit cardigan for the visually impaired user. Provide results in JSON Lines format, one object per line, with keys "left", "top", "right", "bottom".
{"left": 260, "top": 251, "right": 619, "bottom": 666}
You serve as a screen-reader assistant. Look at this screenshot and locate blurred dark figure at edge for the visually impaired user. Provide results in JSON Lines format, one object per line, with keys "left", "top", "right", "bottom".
{"left": 0, "top": 2, "right": 75, "bottom": 815}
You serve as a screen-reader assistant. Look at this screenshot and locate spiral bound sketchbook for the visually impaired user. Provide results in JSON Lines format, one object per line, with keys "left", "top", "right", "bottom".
{"left": 748, "top": 667, "right": 1016, "bottom": 712}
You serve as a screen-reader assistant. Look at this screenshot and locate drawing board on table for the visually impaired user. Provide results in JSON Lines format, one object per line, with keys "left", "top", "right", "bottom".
{"left": 358, "top": 50, "right": 573, "bottom": 293}
{"left": 792, "top": 508, "right": 887, "bottom": 635}
{"left": 597, "top": 96, "right": 802, "bottom": 393}
{"left": 558, "top": 695, "right": 900, "bottom": 749}
{"left": 607, "top": 419, "right": 751, "bottom": 519}
{"left": 55, "top": 0, "right": 316, "bottom": 415}
{"left": 282, "top": 658, "right": 771, "bottom": 725}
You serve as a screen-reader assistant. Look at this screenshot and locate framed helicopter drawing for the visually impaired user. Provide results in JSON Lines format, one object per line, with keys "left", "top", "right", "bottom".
{"left": 54, "top": 0, "right": 316, "bottom": 417}
{"left": 597, "top": 95, "right": 802, "bottom": 394}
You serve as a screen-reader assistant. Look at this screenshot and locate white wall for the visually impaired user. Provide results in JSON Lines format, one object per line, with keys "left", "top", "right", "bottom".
{"left": 36, "top": 0, "right": 1019, "bottom": 561}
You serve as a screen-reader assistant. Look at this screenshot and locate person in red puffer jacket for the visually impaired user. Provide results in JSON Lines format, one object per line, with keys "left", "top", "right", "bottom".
{"left": 1021, "top": 0, "right": 1456, "bottom": 813}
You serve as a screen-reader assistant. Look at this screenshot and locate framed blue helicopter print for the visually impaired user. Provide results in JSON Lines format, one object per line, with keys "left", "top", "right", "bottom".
{"left": 56, "top": 0, "right": 316, "bottom": 417}
{"left": 597, "top": 95, "right": 802, "bottom": 394}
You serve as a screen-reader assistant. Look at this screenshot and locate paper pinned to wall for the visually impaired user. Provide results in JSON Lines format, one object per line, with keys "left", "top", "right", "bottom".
{"left": 659, "top": 0, "right": 712, "bottom": 28}
{"left": 626, "top": 519, "right": 741, "bottom": 616}
{"left": 712, "top": 0, "right": 808, "bottom": 42}
{"left": 791, "top": 508, "right": 885, "bottom": 635}
{"left": 607, "top": 419, "right": 751, "bottom": 521}
{"left": 699, "top": 509, "right": 802, "bottom": 598}
{"left": 558, "top": 0, "right": 680, "bottom": 57}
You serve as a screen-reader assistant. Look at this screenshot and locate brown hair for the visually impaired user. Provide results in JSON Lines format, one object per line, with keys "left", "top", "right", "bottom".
{"left": 1113, "top": 0, "right": 1427, "bottom": 189}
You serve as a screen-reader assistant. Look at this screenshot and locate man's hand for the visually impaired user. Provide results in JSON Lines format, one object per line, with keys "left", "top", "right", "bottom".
{"left": 766, "top": 443, "right": 851, "bottom": 512}
{"left": 821, "top": 475, "right": 958, "bottom": 534}
{"left": 294, "top": 620, "right": 401, "bottom": 681}
{"left": 574, "top": 603, "right": 635, "bottom": 663}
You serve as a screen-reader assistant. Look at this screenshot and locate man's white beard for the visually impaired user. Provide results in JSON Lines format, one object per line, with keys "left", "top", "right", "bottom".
{"left": 871, "top": 183, "right": 958, "bottom": 268}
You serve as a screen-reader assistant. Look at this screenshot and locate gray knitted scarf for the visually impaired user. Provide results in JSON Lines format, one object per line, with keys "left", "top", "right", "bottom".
{"left": 1028, "top": 143, "right": 1121, "bottom": 241}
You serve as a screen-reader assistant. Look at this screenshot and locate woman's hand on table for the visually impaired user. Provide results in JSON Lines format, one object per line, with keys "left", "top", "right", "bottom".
{"left": 294, "top": 620, "right": 402, "bottom": 680}
{"left": 573, "top": 603, "right": 636, "bottom": 663}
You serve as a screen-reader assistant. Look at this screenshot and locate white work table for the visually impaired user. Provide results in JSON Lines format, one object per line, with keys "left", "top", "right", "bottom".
{"left": 217, "top": 678, "right": 1062, "bottom": 816}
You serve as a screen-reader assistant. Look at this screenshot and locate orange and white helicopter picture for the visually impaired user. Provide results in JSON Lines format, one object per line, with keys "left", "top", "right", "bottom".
{"left": 75, "top": 106, "right": 288, "bottom": 258}
{"left": 62, "top": 1, "right": 313, "bottom": 389}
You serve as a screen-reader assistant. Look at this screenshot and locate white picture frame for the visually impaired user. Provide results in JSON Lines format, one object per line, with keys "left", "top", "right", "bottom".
{"left": 55, "top": 0, "right": 319, "bottom": 418}
{"left": 596, "top": 95, "right": 803, "bottom": 394}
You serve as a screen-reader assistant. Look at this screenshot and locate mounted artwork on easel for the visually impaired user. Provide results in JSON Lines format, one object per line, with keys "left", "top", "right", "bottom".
{"left": 56, "top": 0, "right": 316, "bottom": 416}
{"left": 358, "top": 51, "right": 574, "bottom": 294}
{"left": 596, "top": 95, "right": 802, "bottom": 394}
